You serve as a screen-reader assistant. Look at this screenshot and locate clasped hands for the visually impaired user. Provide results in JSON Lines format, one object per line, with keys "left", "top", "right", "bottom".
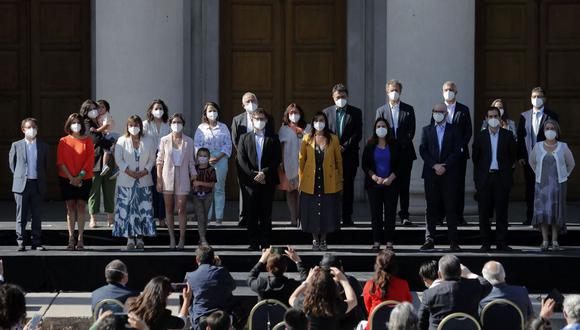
{"left": 125, "top": 169, "right": 148, "bottom": 179}
{"left": 254, "top": 171, "right": 266, "bottom": 184}
{"left": 432, "top": 163, "right": 446, "bottom": 176}
{"left": 371, "top": 174, "right": 394, "bottom": 186}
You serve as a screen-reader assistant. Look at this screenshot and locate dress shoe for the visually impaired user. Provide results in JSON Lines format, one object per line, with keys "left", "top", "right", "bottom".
{"left": 238, "top": 220, "right": 247, "bottom": 228}
{"left": 247, "top": 245, "right": 260, "bottom": 251}
{"left": 449, "top": 242, "right": 462, "bottom": 252}
{"left": 31, "top": 245, "right": 46, "bottom": 251}
{"left": 496, "top": 244, "right": 513, "bottom": 252}
{"left": 480, "top": 243, "right": 492, "bottom": 252}
{"left": 522, "top": 219, "right": 532, "bottom": 226}
{"left": 17, "top": 244, "right": 25, "bottom": 252}
{"left": 342, "top": 218, "right": 354, "bottom": 226}
{"left": 371, "top": 242, "right": 381, "bottom": 251}
{"left": 401, "top": 219, "right": 415, "bottom": 227}
{"left": 457, "top": 218, "right": 468, "bottom": 226}
{"left": 420, "top": 241, "right": 435, "bottom": 251}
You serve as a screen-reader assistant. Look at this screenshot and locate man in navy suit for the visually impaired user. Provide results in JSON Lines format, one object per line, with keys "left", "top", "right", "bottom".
{"left": 376, "top": 79, "right": 417, "bottom": 226}
{"left": 517, "top": 87, "right": 559, "bottom": 225}
{"left": 419, "top": 104, "right": 462, "bottom": 251}
{"left": 479, "top": 261, "right": 534, "bottom": 322}
{"left": 91, "top": 259, "right": 138, "bottom": 312}
{"left": 442, "top": 81, "right": 472, "bottom": 226}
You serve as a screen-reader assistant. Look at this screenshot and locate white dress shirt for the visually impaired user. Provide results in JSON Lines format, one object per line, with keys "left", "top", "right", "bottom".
{"left": 532, "top": 107, "right": 544, "bottom": 140}
{"left": 390, "top": 102, "right": 400, "bottom": 134}
{"left": 435, "top": 122, "right": 446, "bottom": 156}
{"left": 445, "top": 101, "right": 456, "bottom": 124}
{"left": 254, "top": 131, "right": 265, "bottom": 171}
{"left": 246, "top": 112, "right": 254, "bottom": 131}
{"left": 489, "top": 129, "right": 499, "bottom": 170}
{"left": 25, "top": 139, "right": 38, "bottom": 179}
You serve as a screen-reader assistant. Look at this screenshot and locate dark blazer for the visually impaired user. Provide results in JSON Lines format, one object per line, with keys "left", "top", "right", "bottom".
{"left": 472, "top": 128, "right": 517, "bottom": 190}
{"left": 323, "top": 104, "right": 363, "bottom": 159}
{"left": 90, "top": 282, "right": 139, "bottom": 311}
{"left": 236, "top": 131, "right": 281, "bottom": 187}
{"left": 478, "top": 283, "right": 534, "bottom": 321}
{"left": 9, "top": 138, "right": 49, "bottom": 196}
{"left": 231, "top": 112, "right": 275, "bottom": 149}
{"left": 361, "top": 140, "right": 402, "bottom": 189}
{"left": 247, "top": 261, "right": 308, "bottom": 305}
{"left": 419, "top": 123, "right": 462, "bottom": 180}
{"left": 418, "top": 277, "right": 491, "bottom": 330}
{"left": 375, "top": 101, "right": 417, "bottom": 160}
{"left": 449, "top": 102, "right": 472, "bottom": 159}
{"left": 516, "top": 108, "right": 559, "bottom": 161}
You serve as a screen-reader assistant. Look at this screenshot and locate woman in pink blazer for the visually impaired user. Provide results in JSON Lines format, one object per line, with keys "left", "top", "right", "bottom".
{"left": 156, "top": 113, "right": 197, "bottom": 249}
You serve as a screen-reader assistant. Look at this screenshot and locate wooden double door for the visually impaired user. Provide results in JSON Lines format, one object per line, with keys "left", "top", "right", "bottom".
{"left": 476, "top": 0, "right": 580, "bottom": 199}
{"left": 0, "top": 0, "right": 91, "bottom": 199}
{"left": 220, "top": 0, "right": 346, "bottom": 198}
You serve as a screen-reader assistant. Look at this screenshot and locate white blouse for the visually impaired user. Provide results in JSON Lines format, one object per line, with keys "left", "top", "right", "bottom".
{"left": 143, "top": 119, "right": 171, "bottom": 150}
{"left": 193, "top": 121, "right": 232, "bottom": 157}
{"left": 279, "top": 123, "right": 311, "bottom": 180}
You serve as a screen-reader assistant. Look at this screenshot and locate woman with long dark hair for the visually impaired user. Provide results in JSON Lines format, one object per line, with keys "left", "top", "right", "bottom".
{"left": 128, "top": 276, "right": 191, "bottom": 330}
{"left": 363, "top": 250, "right": 412, "bottom": 329}
{"left": 289, "top": 266, "right": 357, "bottom": 330}
{"left": 298, "top": 112, "right": 343, "bottom": 251}
{"left": 362, "top": 117, "right": 401, "bottom": 250}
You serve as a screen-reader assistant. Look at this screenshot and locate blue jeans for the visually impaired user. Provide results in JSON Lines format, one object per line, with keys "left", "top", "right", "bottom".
{"left": 208, "top": 152, "right": 228, "bottom": 220}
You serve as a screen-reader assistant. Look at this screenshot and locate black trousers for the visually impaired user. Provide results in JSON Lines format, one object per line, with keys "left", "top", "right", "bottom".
{"left": 236, "top": 164, "right": 247, "bottom": 222}
{"left": 15, "top": 180, "right": 42, "bottom": 246}
{"left": 424, "top": 174, "right": 458, "bottom": 242}
{"left": 397, "top": 159, "right": 413, "bottom": 220}
{"left": 456, "top": 156, "right": 468, "bottom": 221}
{"left": 367, "top": 185, "right": 398, "bottom": 243}
{"left": 523, "top": 163, "right": 536, "bottom": 222}
{"left": 243, "top": 184, "right": 275, "bottom": 247}
{"left": 342, "top": 155, "right": 358, "bottom": 221}
{"left": 477, "top": 172, "right": 509, "bottom": 245}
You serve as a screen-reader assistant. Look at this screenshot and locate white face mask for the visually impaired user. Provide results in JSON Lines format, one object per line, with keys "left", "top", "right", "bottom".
{"left": 171, "top": 123, "right": 183, "bottom": 133}
{"left": 206, "top": 111, "right": 218, "bottom": 121}
{"left": 128, "top": 126, "right": 140, "bottom": 136}
{"left": 152, "top": 109, "right": 164, "bottom": 119}
{"left": 498, "top": 108, "right": 505, "bottom": 116}
{"left": 70, "top": 123, "right": 82, "bottom": 133}
{"left": 334, "top": 98, "right": 347, "bottom": 108}
{"left": 24, "top": 128, "right": 37, "bottom": 139}
{"left": 289, "top": 114, "right": 301, "bottom": 123}
{"left": 487, "top": 118, "right": 500, "bottom": 128}
{"left": 375, "top": 127, "right": 388, "bottom": 138}
{"left": 433, "top": 112, "right": 445, "bottom": 123}
{"left": 253, "top": 119, "right": 266, "bottom": 130}
{"left": 544, "top": 129, "right": 557, "bottom": 141}
{"left": 244, "top": 102, "right": 258, "bottom": 113}
{"left": 198, "top": 156, "right": 209, "bottom": 165}
{"left": 313, "top": 121, "right": 325, "bottom": 131}
{"left": 388, "top": 91, "right": 400, "bottom": 102}
{"left": 531, "top": 97, "right": 544, "bottom": 108}
{"left": 88, "top": 109, "right": 99, "bottom": 119}
{"left": 443, "top": 90, "right": 455, "bottom": 101}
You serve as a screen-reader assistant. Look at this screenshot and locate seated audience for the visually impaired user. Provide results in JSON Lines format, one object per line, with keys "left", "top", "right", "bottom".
{"left": 284, "top": 308, "right": 308, "bottom": 330}
{"left": 90, "top": 310, "right": 149, "bottom": 330}
{"left": 388, "top": 302, "right": 419, "bottom": 330}
{"left": 205, "top": 310, "right": 232, "bottom": 330}
{"left": 289, "top": 266, "right": 358, "bottom": 330}
{"left": 532, "top": 295, "right": 580, "bottom": 330}
{"left": 128, "top": 276, "right": 190, "bottom": 330}
{"left": 0, "top": 283, "right": 38, "bottom": 330}
{"left": 185, "top": 245, "right": 236, "bottom": 329}
{"left": 247, "top": 246, "right": 307, "bottom": 305}
{"left": 418, "top": 255, "right": 491, "bottom": 330}
{"left": 418, "top": 260, "right": 440, "bottom": 289}
{"left": 91, "top": 259, "right": 139, "bottom": 312}
{"left": 478, "top": 261, "right": 534, "bottom": 322}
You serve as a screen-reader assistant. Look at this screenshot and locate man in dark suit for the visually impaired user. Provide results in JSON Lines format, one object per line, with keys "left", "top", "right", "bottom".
{"left": 442, "top": 81, "right": 472, "bottom": 225}
{"left": 231, "top": 92, "right": 275, "bottom": 227}
{"left": 418, "top": 255, "right": 491, "bottom": 330}
{"left": 473, "top": 107, "right": 517, "bottom": 251}
{"left": 9, "top": 118, "right": 49, "bottom": 251}
{"left": 419, "top": 104, "right": 462, "bottom": 251}
{"left": 91, "top": 259, "right": 138, "bottom": 312}
{"left": 376, "top": 79, "right": 417, "bottom": 226}
{"left": 237, "top": 109, "right": 281, "bottom": 250}
{"left": 323, "top": 83, "right": 362, "bottom": 226}
{"left": 517, "top": 87, "right": 559, "bottom": 225}
{"left": 479, "top": 261, "right": 534, "bottom": 322}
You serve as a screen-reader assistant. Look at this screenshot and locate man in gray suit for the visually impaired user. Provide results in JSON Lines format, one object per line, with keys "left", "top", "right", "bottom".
{"left": 9, "top": 118, "right": 49, "bottom": 251}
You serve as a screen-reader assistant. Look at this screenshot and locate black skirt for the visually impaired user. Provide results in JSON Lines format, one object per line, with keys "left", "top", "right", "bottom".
{"left": 59, "top": 176, "right": 93, "bottom": 201}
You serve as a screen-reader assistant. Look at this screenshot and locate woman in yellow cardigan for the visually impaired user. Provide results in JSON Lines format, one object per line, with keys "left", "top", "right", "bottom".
{"left": 299, "top": 111, "right": 343, "bottom": 251}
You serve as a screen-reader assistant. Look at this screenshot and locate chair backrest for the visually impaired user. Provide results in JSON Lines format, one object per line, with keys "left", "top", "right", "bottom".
{"left": 93, "top": 298, "right": 125, "bottom": 321}
{"left": 368, "top": 300, "right": 400, "bottom": 330}
{"left": 437, "top": 312, "right": 481, "bottom": 330}
{"left": 272, "top": 321, "right": 286, "bottom": 330}
{"left": 480, "top": 299, "right": 524, "bottom": 330}
{"left": 248, "top": 299, "right": 289, "bottom": 330}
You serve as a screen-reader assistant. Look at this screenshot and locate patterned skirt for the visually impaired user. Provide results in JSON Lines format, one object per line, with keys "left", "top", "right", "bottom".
{"left": 113, "top": 184, "right": 156, "bottom": 237}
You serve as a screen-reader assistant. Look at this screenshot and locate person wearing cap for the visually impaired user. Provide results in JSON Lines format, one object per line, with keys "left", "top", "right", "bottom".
{"left": 91, "top": 259, "right": 139, "bottom": 312}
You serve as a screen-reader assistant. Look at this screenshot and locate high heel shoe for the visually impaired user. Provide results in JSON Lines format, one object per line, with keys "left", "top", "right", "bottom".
{"left": 177, "top": 240, "right": 185, "bottom": 250}
{"left": 66, "top": 236, "right": 75, "bottom": 251}
{"left": 76, "top": 238, "right": 84, "bottom": 251}
{"left": 169, "top": 236, "right": 176, "bottom": 250}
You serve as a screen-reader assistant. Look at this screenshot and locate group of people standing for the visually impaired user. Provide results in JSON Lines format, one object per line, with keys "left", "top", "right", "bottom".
{"left": 9, "top": 80, "right": 575, "bottom": 252}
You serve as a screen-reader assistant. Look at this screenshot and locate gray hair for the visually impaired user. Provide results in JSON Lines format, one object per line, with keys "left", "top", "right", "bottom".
{"left": 242, "top": 92, "right": 258, "bottom": 103}
{"left": 387, "top": 302, "right": 419, "bottom": 330}
{"left": 482, "top": 261, "right": 506, "bottom": 286}
{"left": 564, "top": 294, "right": 580, "bottom": 322}
{"left": 438, "top": 255, "right": 461, "bottom": 280}
{"left": 386, "top": 79, "right": 403, "bottom": 91}
{"left": 442, "top": 80, "right": 457, "bottom": 91}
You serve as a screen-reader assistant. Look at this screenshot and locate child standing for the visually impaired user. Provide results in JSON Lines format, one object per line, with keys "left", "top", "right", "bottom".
{"left": 91, "top": 99, "right": 120, "bottom": 177}
{"left": 192, "top": 148, "right": 216, "bottom": 246}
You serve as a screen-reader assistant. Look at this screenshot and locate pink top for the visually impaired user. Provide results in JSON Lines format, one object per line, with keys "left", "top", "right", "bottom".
{"left": 156, "top": 133, "right": 197, "bottom": 194}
